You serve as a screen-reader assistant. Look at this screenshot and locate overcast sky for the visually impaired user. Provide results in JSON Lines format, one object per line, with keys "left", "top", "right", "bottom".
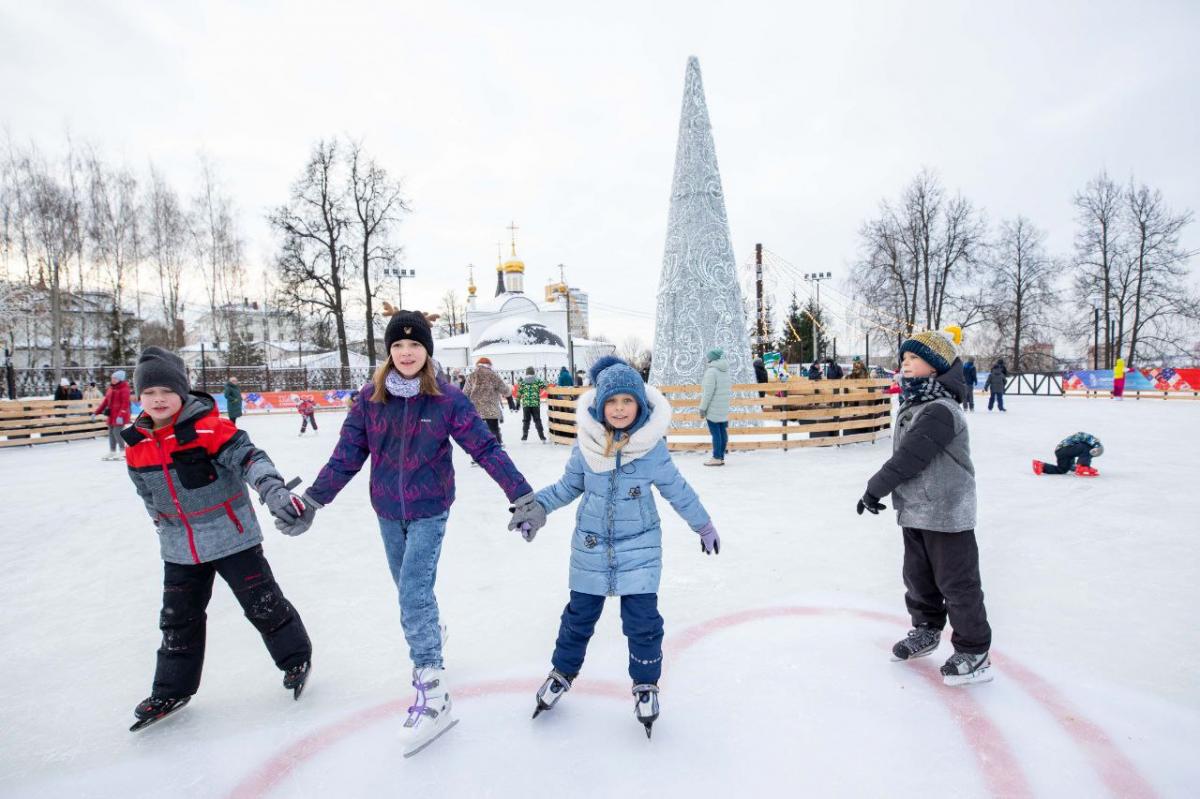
{"left": 3, "top": 0, "right": 1197, "bottom": 351}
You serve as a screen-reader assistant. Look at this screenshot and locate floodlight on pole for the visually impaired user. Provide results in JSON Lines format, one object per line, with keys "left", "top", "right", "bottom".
{"left": 383, "top": 267, "right": 416, "bottom": 309}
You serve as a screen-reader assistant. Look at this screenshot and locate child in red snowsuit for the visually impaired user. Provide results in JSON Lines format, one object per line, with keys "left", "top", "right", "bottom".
{"left": 298, "top": 397, "right": 319, "bottom": 435}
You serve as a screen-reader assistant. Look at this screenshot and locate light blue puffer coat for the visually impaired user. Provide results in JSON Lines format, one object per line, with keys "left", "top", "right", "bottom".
{"left": 535, "top": 385, "right": 711, "bottom": 596}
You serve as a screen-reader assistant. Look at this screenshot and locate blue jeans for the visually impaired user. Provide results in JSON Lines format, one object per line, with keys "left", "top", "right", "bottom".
{"left": 706, "top": 420, "right": 728, "bottom": 460}
{"left": 551, "top": 591, "right": 665, "bottom": 684}
{"left": 988, "top": 391, "right": 1005, "bottom": 411}
{"left": 378, "top": 512, "right": 449, "bottom": 669}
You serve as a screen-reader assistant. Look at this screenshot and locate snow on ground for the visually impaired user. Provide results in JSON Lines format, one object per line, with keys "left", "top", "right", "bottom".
{"left": 1, "top": 396, "right": 1198, "bottom": 798}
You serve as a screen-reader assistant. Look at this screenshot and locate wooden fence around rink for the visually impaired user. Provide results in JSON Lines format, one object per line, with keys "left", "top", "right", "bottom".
{"left": 0, "top": 398, "right": 106, "bottom": 448}
{"left": 545, "top": 378, "right": 894, "bottom": 452}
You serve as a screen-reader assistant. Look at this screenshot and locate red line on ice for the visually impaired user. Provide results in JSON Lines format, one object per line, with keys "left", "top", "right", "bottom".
{"left": 228, "top": 605, "right": 1158, "bottom": 799}
{"left": 226, "top": 678, "right": 628, "bottom": 799}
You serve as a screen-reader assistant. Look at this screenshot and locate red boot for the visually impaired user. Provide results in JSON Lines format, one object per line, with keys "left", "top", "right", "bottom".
{"left": 1032, "top": 460, "right": 1044, "bottom": 475}
{"left": 1075, "top": 464, "right": 1099, "bottom": 477}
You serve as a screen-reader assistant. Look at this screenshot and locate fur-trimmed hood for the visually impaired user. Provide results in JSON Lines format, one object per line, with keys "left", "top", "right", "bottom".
{"left": 574, "top": 384, "right": 672, "bottom": 473}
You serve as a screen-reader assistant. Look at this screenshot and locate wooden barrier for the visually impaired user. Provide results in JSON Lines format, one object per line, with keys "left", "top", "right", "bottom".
{"left": 0, "top": 398, "right": 107, "bottom": 448}
{"left": 545, "top": 378, "right": 893, "bottom": 451}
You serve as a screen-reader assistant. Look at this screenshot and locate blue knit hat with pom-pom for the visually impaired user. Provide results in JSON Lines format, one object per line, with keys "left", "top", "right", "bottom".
{"left": 588, "top": 355, "right": 650, "bottom": 434}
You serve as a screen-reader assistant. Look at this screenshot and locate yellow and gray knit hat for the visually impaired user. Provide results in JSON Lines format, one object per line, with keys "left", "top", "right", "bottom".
{"left": 898, "top": 326, "right": 963, "bottom": 375}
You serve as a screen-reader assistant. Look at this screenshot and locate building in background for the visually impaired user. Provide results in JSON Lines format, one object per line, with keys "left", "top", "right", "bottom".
{"left": 439, "top": 228, "right": 613, "bottom": 373}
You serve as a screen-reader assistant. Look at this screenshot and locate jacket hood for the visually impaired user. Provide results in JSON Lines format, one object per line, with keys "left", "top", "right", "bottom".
{"left": 936, "top": 359, "right": 968, "bottom": 404}
{"left": 575, "top": 385, "right": 672, "bottom": 472}
{"left": 708, "top": 358, "right": 728, "bottom": 372}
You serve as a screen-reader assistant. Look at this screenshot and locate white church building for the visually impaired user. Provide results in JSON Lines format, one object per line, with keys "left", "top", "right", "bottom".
{"left": 436, "top": 232, "right": 615, "bottom": 375}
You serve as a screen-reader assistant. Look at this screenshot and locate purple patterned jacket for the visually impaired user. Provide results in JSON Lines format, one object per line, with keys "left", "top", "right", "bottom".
{"left": 308, "top": 380, "right": 532, "bottom": 520}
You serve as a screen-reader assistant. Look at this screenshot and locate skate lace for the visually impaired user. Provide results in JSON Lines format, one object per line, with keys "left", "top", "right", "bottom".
{"left": 407, "top": 677, "right": 440, "bottom": 722}
{"left": 944, "top": 652, "right": 977, "bottom": 672}
{"left": 905, "top": 627, "right": 939, "bottom": 650}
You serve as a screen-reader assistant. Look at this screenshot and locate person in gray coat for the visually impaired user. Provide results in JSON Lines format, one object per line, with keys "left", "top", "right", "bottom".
{"left": 699, "top": 348, "right": 733, "bottom": 466}
{"left": 856, "top": 328, "right": 993, "bottom": 687}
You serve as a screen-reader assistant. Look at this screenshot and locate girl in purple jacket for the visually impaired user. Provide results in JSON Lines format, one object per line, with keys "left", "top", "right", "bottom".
{"left": 281, "top": 311, "right": 536, "bottom": 757}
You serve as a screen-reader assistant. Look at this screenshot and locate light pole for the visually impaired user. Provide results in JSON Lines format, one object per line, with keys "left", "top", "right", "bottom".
{"left": 383, "top": 267, "right": 416, "bottom": 309}
{"left": 557, "top": 264, "right": 575, "bottom": 377}
{"left": 803, "top": 271, "right": 832, "bottom": 361}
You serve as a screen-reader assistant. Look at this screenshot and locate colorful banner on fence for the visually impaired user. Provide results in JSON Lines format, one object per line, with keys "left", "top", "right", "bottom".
{"left": 243, "top": 390, "right": 358, "bottom": 411}
{"left": 130, "top": 389, "right": 357, "bottom": 417}
{"left": 1062, "top": 368, "right": 1200, "bottom": 392}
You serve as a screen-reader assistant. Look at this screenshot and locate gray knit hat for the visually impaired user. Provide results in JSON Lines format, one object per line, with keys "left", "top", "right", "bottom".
{"left": 134, "top": 346, "right": 191, "bottom": 398}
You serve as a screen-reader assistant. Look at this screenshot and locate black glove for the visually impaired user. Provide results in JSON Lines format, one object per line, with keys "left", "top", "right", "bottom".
{"left": 856, "top": 492, "right": 887, "bottom": 515}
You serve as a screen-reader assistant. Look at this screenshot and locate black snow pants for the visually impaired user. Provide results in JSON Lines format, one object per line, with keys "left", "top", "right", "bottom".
{"left": 1040, "top": 441, "right": 1092, "bottom": 474}
{"left": 484, "top": 417, "right": 503, "bottom": 445}
{"left": 151, "top": 544, "right": 311, "bottom": 698}
{"left": 522, "top": 406, "right": 545, "bottom": 440}
{"left": 901, "top": 527, "right": 992, "bottom": 655}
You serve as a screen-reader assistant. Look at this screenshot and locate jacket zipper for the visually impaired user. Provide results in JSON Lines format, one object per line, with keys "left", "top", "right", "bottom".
{"left": 153, "top": 436, "right": 201, "bottom": 564}
{"left": 398, "top": 396, "right": 411, "bottom": 519}
{"left": 607, "top": 450, "right": 621, "bottom": 595}
{"left": 223, "top": 501, "right": 244, "bottom": 534}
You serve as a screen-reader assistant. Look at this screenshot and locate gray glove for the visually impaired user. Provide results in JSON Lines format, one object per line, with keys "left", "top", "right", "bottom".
{"left": 508, "top": 491, "right": 547, "bottom": 540}
{"left": 262, "top": 480, "right": 308, "bottom": 524}
{"left": 274, "top": 491, "right": 322, "bottom": 537}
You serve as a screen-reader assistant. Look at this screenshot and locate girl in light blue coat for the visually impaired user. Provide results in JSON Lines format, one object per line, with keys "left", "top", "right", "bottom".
{"left": 509, "top": 356, "right": 720, "bottom": 736}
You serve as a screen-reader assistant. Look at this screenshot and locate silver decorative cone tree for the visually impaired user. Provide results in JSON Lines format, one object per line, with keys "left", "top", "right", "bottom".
{"left": 649, "top": 56, "right": 754, "bottom": 388}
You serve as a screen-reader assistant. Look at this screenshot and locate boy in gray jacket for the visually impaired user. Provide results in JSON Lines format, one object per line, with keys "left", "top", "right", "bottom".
{"left": 856, "top": 329, "right": 993, "bottom": 686}
{"left": 123, "top": 347, "right": 314, "bottom": 729}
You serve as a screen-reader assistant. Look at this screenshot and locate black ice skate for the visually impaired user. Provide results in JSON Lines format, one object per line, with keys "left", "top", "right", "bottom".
{"left": 940, "top": 651, "right": 993, "bottom": 686}
{"left": 283, "top": 660, "right": 311, "bottom": 699}
{"left": 532, "top": 670, "right": 574, "bottom": 719}
{"left": 129, "top": 695, "right": 191, "bottom": 732}
{"left": 891, "top": 625, "right": 942, "bottom": 661}
{"left": 632, "top": 683, "right": 659, "bottom": 739}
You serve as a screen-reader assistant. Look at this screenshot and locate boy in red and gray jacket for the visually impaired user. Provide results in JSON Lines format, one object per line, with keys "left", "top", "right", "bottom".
{"left": 122, "top": 346, "right": 314, "bottom": 730}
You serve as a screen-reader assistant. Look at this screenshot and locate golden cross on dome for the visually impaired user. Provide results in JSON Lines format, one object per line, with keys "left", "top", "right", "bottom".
{"left": 495, "top": 241, "right": 503, "bottom": 268}
{"left": 507, "top": 221, "right": 519, "bottom": 255}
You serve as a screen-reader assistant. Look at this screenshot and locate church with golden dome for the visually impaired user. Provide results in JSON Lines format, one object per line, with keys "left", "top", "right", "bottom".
{"left": 435, "top": 224, "right": 615, "bottom": 375}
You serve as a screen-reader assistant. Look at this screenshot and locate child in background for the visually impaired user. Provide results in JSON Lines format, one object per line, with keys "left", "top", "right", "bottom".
{"left": 297, "top": 396, "right": 319, "bottom": 436}
{"left": 510, "top": 356, "right": 720, "bottom": 736}
{"left": 95, "top": 369, "right": 132, "bottom": 461}
{"left": 122, "top": 347, "right": 313, "bottom": 730}
{"left": 1033, "top": 433, "right": 1103, "bottom": 476}
{"left": 1112, "top": 358, "right": 1126, "bottom": 399}
{"left": 856, "top": 327, "right": 993, "bottom": 686}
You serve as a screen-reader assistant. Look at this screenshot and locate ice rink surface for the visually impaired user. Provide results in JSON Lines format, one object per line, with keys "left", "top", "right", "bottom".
{"left": 1, "top": 395, "right": 1197, "bottom": 798}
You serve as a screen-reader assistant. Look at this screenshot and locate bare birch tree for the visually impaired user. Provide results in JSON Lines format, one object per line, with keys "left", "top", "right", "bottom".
{"left": 1121, "top": 180, "right": 1195, "bottom": 363}
{"left": 85, "top": 153, "right": 139, "bottom": 363}
{"left": 1071, "top": 172, "right": 1124, "bottom": 368}
{"left": 270, "top": 140, "right": 353, "bottom": 369}
{"left": 145, "top": 164, "right": 189, "bottom": 348}
{"left": 986, "top": 216, "right": 1057, "bottom": 370}
{"left": 348, "top": 141, "right": 410, "bottom": 366}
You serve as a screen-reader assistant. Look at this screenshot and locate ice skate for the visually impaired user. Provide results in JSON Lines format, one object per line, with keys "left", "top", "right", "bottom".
{"left": 283, "top": 660, "right": 311, "bottom": 699}
{"left": 890, "top": 625, "right": 941, "bottom": 661}
{"left": 532, "top": 669, "right": 574, "bottom": 719}
{"left": 129, "top": 695, "right": 190, "bottom": 732}
{"left": 940, "top": 651, "right": 993, "bottom": 686}
{"left": 632, "top": 683, "right": 659, "bottom": 739}
{"left": 401, "top": 666, "right": 457, "bottom": 757}
{"left": 703, "top": 458, "right": 725, "bottom": 467}
{"left": 1032, "top": 460, "right": 1044, "bottom": 475}
{"left": 1075, "top": 464, "right": 1098, "bottom": 477}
